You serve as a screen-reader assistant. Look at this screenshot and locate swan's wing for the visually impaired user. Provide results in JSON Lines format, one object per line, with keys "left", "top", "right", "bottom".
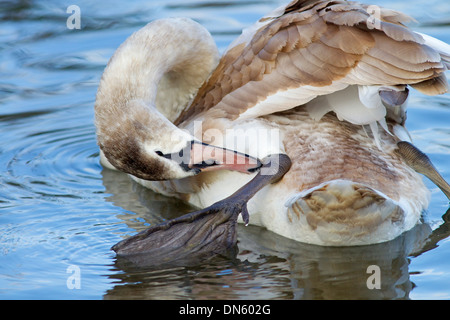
{"left": 175, "top": 0, "right": 448, "bottom": 126}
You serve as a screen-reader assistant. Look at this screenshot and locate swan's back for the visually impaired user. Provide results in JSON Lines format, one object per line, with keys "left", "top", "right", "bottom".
{"left": 175, "top": 0, "right": 449, "bottom": 128}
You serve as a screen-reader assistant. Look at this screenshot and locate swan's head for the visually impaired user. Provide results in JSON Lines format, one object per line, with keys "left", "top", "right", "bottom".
{"left": 96, "top": 100, "right": 260, "bottom": 181}
{"left": 94, "top": 17, "right": 260, "bottom": 181}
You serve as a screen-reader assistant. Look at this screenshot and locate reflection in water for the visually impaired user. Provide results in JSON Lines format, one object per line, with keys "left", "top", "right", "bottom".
{"left": 101, "top": 168, "right": 450, "bottom": 300}
{"left": 101, "top": 168, "right": 196, "bottom": 230}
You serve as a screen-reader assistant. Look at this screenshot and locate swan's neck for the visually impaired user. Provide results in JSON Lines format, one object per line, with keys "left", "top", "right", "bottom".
{"left": 95, "top": 17, "right": 219, "bottom": 124}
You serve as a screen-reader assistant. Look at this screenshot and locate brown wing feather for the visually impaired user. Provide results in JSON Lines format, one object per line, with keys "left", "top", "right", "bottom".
{"left": 175, "top": 0, "right": 448, "bottom": 125}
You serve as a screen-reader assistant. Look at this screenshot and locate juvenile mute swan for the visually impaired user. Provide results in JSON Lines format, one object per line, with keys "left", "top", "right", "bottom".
{"left": 95, "top": 0, "right": 450, "bottom": 259}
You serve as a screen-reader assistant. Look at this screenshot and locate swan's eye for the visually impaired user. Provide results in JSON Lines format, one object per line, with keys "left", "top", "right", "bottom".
{"left": 155, "top": 150, "right": 172, "bottom": 161}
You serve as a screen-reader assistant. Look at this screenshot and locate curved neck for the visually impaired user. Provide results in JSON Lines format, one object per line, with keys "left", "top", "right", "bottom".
{"left": 95, "top": 17, "right": 219, "bottom": 124}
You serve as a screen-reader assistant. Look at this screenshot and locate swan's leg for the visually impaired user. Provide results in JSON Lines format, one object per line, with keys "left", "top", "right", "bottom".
{"left": 112, "top": 154, "right": 292, "bottom": 266}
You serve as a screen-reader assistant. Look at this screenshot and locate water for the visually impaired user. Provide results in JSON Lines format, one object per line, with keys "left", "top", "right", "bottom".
{"left": 0, "top": 0, "right": 449, "bottom": 300}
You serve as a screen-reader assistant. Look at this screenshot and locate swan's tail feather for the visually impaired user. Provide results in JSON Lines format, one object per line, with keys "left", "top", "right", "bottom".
{"left": 285, "top": 180, "right": 415, "bottom": 245}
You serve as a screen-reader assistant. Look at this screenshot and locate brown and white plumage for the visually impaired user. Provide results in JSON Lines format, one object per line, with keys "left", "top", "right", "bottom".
{"left": 96, "top": 0, "right": 450, "bottom": 246}
{"left": 175, "top": 0, "right": 448, "bottom": 129}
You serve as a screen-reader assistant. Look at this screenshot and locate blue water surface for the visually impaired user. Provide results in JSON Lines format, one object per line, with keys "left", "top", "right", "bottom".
{"left": 0, "top": 0, "right": 449, "bottom": 300}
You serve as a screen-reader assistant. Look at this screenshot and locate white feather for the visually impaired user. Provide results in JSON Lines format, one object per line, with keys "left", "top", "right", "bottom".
{"left": 415, "top": 32, "right": 450, "bottom": 61}
{"left": 393, "top": 124, "right": 412, "bottom": 142}
{"left": 237, "top": 83, "right": 348, "bottom": 121}
{"left": 306, "top": 85, "right": 387, "bottom": 125}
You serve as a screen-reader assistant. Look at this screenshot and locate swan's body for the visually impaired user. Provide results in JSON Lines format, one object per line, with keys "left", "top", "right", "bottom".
{"left": 96, "top": 0, "right": 450, "bottom": 246}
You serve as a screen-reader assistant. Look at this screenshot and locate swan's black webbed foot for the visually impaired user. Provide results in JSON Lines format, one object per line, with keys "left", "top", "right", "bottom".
{"left": 112, "top": 153, "right": 292, "bottom": 267}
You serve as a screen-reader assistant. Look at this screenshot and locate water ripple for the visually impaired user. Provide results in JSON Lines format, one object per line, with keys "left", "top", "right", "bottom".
{"left": 1, "top": 109, "right": 101, "bottom": 202}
